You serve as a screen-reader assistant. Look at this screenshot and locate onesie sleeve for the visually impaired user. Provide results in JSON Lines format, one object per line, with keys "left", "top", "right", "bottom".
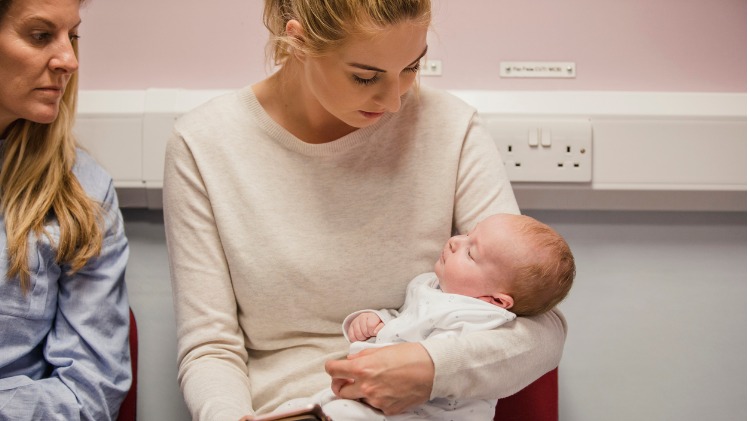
{"left": 341, "top": 310, "right": 396, "bottom": 343}
{"left": 423, "top": 114, "right": 568, "bottom": 400}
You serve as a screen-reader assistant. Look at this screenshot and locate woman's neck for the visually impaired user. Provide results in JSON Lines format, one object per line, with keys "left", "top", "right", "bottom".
{"left": 253, "top": 64, "right": 357, "bottom": 144}
{"left": 0, "top": 118, "right": 13, "bottom": 138}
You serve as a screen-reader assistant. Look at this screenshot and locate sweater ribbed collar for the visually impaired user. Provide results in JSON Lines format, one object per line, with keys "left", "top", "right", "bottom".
{"left": 239, "top": 85, "right": 408, "bottom": 157}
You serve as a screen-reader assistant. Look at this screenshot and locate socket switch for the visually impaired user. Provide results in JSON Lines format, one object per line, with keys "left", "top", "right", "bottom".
{"left": 485, "top": 118, "right": 593, "bottom": 183}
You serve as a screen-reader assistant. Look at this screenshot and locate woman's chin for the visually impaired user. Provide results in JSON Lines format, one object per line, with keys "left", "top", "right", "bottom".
{"left": 27, "top": 107, "right": 60, "bottom": 125}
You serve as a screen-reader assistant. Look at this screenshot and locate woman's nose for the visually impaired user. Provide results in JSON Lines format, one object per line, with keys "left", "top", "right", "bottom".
{"left": 50, "top": 39, "right": 79, "bottom": 74}
{"left": 375, "top": 79, "right": 402, "bottom": 113}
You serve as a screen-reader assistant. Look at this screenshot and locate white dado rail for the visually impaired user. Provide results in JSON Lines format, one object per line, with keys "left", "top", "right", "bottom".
{"left": 75, "top": 89, "right": 747, "bottom": 211}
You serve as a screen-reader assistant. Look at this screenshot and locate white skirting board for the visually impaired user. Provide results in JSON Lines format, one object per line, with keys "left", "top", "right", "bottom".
{"left": 75, "top": 89, "right": 747, "bottom": 211}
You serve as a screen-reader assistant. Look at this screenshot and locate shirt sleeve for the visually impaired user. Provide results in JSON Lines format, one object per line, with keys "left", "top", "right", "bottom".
{"left": 0, "top": 178, "right": 131, "bottom": 420}
{"left": 422, "top": 114, "right": 568, "bottom": 400}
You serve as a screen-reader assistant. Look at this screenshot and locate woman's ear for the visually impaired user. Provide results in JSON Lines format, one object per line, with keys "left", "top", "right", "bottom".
{"left": 285, "top": 19, "right": 306, "bottom": 60}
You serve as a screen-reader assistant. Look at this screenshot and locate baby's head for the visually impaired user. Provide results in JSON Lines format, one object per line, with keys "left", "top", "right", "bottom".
{"left": 434, "top": 213, "right": 575, "bottom": 316}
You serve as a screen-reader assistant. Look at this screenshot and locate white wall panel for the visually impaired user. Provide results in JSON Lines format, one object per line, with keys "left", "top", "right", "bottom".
{"left": 592, "top": 118, "right": 746, "bottom": 189}
{"left": 76, "top": 90, "right": 747, "bottom": 211}
{"left": 76, "top": 117, "right": 144, "bottom": 185}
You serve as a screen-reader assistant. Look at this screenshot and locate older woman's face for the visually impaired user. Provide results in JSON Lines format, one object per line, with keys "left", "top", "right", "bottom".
{"left": 0, "top": 0, "right": 80, "bottom": 132}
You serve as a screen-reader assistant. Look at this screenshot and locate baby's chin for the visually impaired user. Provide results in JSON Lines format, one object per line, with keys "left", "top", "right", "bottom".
{"left": 433, "top": 271, "right": 445, "bottom": 288}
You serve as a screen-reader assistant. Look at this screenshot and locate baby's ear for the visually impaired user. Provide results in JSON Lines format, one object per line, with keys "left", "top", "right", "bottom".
{"left": 478, "top": 293, "right": 514, "bottom": 309}
{"left": 491, "top": 293, "right": 514, "bottom": 309}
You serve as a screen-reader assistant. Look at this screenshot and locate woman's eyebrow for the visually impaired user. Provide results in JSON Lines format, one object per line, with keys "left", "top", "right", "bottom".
{"left": 22, "top": 16, "right": 82, "bottom": 30}
{"left": 347, "top": 45, "right": 429, "bottom": 73}
{"left": 408, "top": 45, "right": 429, "bottom": 67}
{"left": 22, "top": 16, "right": 56, "bottom": 28}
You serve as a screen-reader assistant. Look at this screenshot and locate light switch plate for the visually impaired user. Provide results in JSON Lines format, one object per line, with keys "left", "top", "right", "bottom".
{"left": 500, "top": 61, "right": 576, "bottom": 78}
{"left": 420, "top": 59, "right": 442, "bottom": 76}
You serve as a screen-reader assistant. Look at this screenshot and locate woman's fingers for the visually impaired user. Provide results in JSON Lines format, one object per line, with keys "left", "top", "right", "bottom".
{"left": 325, "top": 343, "right": 434, "bottom": 415}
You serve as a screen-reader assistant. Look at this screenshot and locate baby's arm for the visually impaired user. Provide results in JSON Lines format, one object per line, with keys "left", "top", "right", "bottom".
{"left": 347, "top": 312, "right": 385, "bottom": 342}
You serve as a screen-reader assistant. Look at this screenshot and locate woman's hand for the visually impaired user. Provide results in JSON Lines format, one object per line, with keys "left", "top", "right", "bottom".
{"left": 325, "top": 343, "right": 434, "bottom": 415}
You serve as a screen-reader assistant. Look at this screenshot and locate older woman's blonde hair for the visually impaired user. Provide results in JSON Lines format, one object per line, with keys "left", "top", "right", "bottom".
{"left": 1, "top": 0, "right": 103, "bottom": 292}
{"left": 263, "top": 0, "right": 432, "bottom": 66}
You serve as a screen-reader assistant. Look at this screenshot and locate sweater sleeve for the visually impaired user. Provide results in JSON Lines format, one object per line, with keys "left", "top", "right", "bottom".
{"left": 163, "top": 131, "right": 253, "bottom": 420}
{"left": 422, "top": 114, "right": 568, "bottom": 400}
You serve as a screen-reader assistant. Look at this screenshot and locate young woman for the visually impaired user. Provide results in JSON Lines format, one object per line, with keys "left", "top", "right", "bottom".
{"left": 164, "top": 1, "right": 566, "bottom": 419}
{"left": 0, "top": 0, "right": 131, "bottom": 419}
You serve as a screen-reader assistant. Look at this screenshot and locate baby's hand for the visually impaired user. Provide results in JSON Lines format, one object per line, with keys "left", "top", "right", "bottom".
{"left": 347, "top": 312, "right": 384, "bottom": 342}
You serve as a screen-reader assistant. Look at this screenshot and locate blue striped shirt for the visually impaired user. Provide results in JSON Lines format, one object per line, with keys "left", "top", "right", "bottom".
{"left": 0, "top": 149, "right": 131, "bottom": 420}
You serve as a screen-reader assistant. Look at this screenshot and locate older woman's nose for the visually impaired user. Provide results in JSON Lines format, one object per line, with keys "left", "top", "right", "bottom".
{"left": 50, "top": 38, "right": 79, "bottom": 74}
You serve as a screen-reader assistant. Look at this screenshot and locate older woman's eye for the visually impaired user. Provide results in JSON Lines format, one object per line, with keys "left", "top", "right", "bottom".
{"left": 30, "top": 32, "right": 52, "bottom": 43}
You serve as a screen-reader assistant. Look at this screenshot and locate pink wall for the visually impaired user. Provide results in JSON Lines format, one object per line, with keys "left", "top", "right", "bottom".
{"left": 78, "top": 0, "right": 746, "bottom": 92}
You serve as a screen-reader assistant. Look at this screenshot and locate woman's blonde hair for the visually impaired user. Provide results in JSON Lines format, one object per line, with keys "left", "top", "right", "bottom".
{"left": 1, "top": 0, "right": 103, "bottom": 292}
{"left": 263, "top": 0, "right": 431, "bottom": 66}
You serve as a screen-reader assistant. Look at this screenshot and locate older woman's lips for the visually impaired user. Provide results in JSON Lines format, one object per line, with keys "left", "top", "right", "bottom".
{"left": 36, "top": 87, "right": 64, "bottom": 98}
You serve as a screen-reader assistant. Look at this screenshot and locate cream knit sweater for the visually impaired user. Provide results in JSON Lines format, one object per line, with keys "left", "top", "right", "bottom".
{"left": 163, "top": 85, "right": 566, "bottom": 420}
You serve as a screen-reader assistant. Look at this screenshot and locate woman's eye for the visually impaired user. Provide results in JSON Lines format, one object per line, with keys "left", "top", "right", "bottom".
{"left": 69, "top": 34, "right": 80, "bottom": 42}
{"left": 31, "top": 32, "right": 51, "bottom": 42}
{"left": 403, "top": 63, "right": 421, "bottom": 74}
{"left": 352, "top": 74, "right": 379, "bottom": 86}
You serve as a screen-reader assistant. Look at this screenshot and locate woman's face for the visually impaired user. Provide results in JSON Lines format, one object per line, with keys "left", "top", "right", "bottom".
{"left": 0, "top": 0, "right": 81, "bottom": 132}
{"left": 301, "top": 20, "right": 428, "bottom": 129}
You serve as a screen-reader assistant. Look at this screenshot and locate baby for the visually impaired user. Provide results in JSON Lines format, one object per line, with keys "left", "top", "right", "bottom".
{"left": 267, "top": 213, "right": 575, "bottom": 421}
{"left": 348, "top": 212, "right": 575, "bottom": 344}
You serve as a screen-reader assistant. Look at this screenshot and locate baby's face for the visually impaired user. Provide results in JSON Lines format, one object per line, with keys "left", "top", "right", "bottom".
{"left": 434, "top": 214, "right": 527, "bottom": 299}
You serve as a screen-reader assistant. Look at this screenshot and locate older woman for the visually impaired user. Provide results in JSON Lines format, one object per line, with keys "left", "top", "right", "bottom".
{"left": 0, "top": 0, "right": 131, "bottom": 419}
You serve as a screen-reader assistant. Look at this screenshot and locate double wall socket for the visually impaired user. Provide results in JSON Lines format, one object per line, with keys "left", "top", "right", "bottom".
{"left": 484, "top": 118, "right": 593, "bottom": 183}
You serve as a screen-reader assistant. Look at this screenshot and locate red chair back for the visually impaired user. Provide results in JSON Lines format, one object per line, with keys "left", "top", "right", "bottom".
{"left": 117, "top": 308, "right": 138, "bottom": 421}
{"left": 494, "top": 368, "right": 558, "bottom": 421}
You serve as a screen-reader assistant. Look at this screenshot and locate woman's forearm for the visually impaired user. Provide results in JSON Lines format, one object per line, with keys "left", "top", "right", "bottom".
{"left": 423, "top": 308, "right": 567, "bottom": 400}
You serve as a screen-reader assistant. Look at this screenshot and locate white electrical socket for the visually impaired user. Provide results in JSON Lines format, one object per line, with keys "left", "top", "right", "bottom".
{"left": 484, "top": 118, "right": 593, "bottom": 183}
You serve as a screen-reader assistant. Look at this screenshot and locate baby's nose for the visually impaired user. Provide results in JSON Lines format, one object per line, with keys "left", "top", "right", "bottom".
{"left": 448, "top": 235, "right": 462, "bottom": 251}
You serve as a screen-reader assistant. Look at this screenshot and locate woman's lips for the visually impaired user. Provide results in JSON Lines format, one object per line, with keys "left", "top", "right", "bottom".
{"left": 359, "top": 110, "right": 384, "bottom": 119}
{"left": 35, "top": 87, "right": 64, "bottom": 99}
